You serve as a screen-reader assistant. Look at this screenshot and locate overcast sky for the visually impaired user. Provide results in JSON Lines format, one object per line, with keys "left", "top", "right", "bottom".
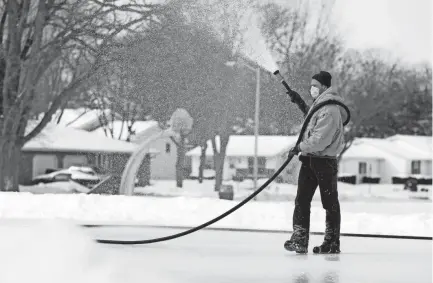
{"left": 332, "top": 0, "right": 431, "bottom": 65}
{"left": 259, "top": 0, "right": 431, "bottom": 66}
{"left": 149, "top": 0, "right": 431, "bottom": 66}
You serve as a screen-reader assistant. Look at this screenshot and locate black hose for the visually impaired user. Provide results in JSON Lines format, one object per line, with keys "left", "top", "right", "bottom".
{"left": 86, "top": 224, "right": 433, "bottom": 241}
{"left": 95, "top": 99, "right": 351, "bottom": 245}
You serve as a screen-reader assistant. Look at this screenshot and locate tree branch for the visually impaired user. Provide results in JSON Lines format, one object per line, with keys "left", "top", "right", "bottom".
{"left": 23, "top": 71, "right": 91, "bottom": 143}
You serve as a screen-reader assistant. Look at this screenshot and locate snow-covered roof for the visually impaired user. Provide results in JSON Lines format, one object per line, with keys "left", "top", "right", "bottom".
{"left": 23, "top": 123, "right": 138, "bottom": 154}
{"left": 186, "top": 135, "right": 297, "bottom": 157}
{"left": 386, "top": 135, "right": 432, "bottom": 156}
{"left": 92, "top": 120, "right": 159, "bottom": 141}
{"left": 35, "top": 108, "right": 120, "bottom": 131}
{"left": 344, "top": 136, "right": 432, "bottom": 161}
{"left": 343, "top": 140, "right": 388, "bottom": 159}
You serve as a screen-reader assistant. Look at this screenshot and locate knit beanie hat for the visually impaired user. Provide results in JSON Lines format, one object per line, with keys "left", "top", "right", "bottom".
{"left": 312, "top": 71, "right": 332, "bottom": 87}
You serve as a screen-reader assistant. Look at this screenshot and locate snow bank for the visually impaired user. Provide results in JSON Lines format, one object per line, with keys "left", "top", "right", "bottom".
{"left": 135, "top": 180, "right": 431, "bottom": 202}
{"left": 20, "top": 180, "right": 90, "bottom": 194}
{"left": 0, "top": 220, "right": 177, "bottom": 283}
{"left": 0, "top": 192, "right": 431, "bottom": 237}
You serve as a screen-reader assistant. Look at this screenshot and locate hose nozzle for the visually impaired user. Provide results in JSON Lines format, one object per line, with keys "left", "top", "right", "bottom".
{"left": 273, "top": 70, "right": 309, "bottom": 115}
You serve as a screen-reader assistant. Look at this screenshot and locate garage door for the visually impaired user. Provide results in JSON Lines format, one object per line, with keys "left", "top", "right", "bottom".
{"left": 32, "top": 155, "right": 58, "bottom": 178}
{"left": 63, "top": 155, "right": 88, "bottom": 168}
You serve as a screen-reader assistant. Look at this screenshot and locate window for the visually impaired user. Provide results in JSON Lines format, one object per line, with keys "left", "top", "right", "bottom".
{"left": 166, "top": 143, "right": 171, "bottom": 153}
{"left": 204, "top": 157, "right": 214, "bottom": 170}
{"left": 248, "top": 157, "right": 266, "bottom": 174}
{"left": 95, "top": 154, "right": 110, "bottom": 170}
{"left": 411, "top": 160, "right": 421, "bottom": 174}
{"left": 358, "top": 162, "right": 367, "bottom": 174}
{"left": 53, "top": 173, "right": 71, "bottom": 181}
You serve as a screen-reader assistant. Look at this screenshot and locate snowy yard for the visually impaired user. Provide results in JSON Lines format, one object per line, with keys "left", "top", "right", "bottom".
{"left": 3, "top": 180, "right": 433, "bottom": 237}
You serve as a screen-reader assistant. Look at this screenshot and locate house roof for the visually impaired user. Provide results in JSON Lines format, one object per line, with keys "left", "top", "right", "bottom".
{"left": 344, "top": 136, "right": 432, "bottom": 161}
{"left": 23, "top": 123, "right": 138, "bottom": 154}
{"left": 186, "top": 135, "right": 297, "bottom": 157}
{"left": 386, "top": 135, "right": 432, "bottom": 155}
{"left": 38, "top": 108, "right": 117, "bottom": 130}
{"left": 92, "top": 120, "right": 159, "bottom": 141}
{"left": 343, "top": 140, "right": 388, "bottom": 159}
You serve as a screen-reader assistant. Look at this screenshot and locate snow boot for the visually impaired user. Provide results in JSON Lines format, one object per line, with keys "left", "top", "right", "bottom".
{"left": 284, "top": 240, "right": 308, "bottom": 254}
{"left": 313, "top": 224, "right": 341, "bottom": 254}
{"left": 284, "top": 225, "right": 309, "bottom": 254}
{"left": 312, "top": 240, "right": 340, "bottom": 254}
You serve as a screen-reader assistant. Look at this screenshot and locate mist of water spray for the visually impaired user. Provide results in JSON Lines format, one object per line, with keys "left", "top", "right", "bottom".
{"left": 241, "top": 18, "right": 280, "bottom": 73}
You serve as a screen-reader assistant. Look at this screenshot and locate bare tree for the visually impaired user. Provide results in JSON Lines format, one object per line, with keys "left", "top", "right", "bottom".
{"left": 333, "top": 50, "right": 405, "bottom": 161}
{"left": 89, "top": 61, "right": 144, "bottom": 142}
{"left": 0, "top": 0, "right": 165, "bottom": 191}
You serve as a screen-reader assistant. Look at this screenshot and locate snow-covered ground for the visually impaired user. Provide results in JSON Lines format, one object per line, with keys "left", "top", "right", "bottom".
{"left": 3, "top": 180, "right": 432, "bottom": 236}
{"left": 1, "top": 180, "right": 432, "bottom": 283}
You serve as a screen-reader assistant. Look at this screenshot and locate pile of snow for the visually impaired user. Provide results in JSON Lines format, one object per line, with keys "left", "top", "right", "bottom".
{"left": 0, "top": 192, "right": 430, "bottom": 237}
{"left": 0, "top": 220, "right": 177, "bottom": 283}
{"left": 20, "top": 181, "right": 90, "bottom": 194}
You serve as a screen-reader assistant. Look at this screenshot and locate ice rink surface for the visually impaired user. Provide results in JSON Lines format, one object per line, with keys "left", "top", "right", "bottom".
{"left": 87, "top": 226, "right": 432, "bottom": 283}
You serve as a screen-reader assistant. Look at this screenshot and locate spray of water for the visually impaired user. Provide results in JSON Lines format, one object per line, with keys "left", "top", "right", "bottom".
{"left": 240, "top": 14, "right": 280, "bottom": 73}
{"left": 181, "top": 0, "right": 280, "bottom": 73}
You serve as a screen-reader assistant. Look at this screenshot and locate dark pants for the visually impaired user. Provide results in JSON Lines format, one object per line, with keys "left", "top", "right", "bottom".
{"left": 292, "top": 155, "right": 341, "bottom": 246}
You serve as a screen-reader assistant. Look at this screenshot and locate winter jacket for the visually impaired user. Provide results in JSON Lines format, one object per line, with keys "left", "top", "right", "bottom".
{"left": 298, "top": 87, "right": 347, "bottom": 158}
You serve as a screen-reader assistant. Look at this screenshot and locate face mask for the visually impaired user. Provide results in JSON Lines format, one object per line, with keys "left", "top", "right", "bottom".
{"left": 310, "top": 86, "right": 320, "bottom": 98}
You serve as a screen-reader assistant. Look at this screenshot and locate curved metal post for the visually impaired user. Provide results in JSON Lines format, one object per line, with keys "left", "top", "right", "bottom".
{"left": 119, "top": 125, "right": 176, "bottom": 195}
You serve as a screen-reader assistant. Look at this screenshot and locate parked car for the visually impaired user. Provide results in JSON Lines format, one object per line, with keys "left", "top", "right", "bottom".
{"left": 31, "top": 166, "right": 102, "bottom": 188}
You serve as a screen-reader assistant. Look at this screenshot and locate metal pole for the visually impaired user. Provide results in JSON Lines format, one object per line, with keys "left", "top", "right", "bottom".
{"left": 368, "top": 164, "right": 372, "bottom": 195}
{"left": 254, "top": 67, "right": 260, "bottom": 190}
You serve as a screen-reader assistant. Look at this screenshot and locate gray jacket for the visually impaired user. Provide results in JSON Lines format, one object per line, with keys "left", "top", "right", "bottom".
{"left": 298, "top": 87, "right": 347, "bottom": 158}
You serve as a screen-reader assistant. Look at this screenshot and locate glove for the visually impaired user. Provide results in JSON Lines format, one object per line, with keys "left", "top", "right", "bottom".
{"left": 287, "top": 90, "right": 302, "bottom": 103}
{"left": 286, "top": 91, "right": 309, "bottom": 115}
{"left": 289, "top": 144, "right": 300, "bottom": 157}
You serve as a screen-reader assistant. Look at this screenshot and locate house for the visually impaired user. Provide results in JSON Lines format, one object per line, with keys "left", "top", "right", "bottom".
{"left": 20, "top": 123, "right": 154, "bottom": 186}
{"left": 339, "top": 139, "right": 396, "bottom": 184}
{"left": 92, "top": 120, "right": 180, "bottom": 180}
{"left": 186, "top": 135, "right": 298, "bottom": 181}
{"left": 339, "top": 135, "right": 432, "bottom": 184}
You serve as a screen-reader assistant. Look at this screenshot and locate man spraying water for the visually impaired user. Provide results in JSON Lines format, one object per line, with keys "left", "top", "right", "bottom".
{"left": 284, "top": 71, "right": 347, "bottom": 254}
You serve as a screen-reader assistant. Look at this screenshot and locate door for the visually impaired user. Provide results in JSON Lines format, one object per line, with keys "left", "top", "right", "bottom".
{"left": 32, "top": 154, "right": 58, "bottom": 178}
{"left": 358, "top": 161, "right": 367, "bottom": 183}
